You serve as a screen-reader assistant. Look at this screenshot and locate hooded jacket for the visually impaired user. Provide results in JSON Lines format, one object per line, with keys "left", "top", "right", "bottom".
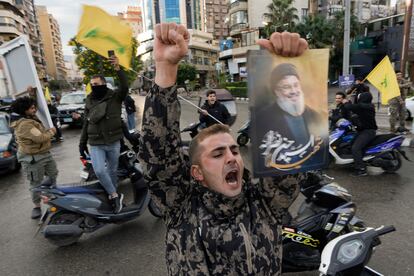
{"left": 139, "top": 84, "right": 301, "bottom": 275}
{"left": 344, "top": 92, "right": 377, "bottom": 131}
{"left": 10, "top": 115, "right": 54, "bottom": 155}
{"left": 79, "top": 69, "right": 128, "bottom": 145}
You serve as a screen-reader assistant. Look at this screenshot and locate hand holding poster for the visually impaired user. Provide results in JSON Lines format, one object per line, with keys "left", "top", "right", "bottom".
{"left": 249, "top": 49, "right": 330, "bottom": 177}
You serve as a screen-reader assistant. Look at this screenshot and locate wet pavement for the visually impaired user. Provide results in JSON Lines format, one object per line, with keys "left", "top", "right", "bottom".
{"left": 0, "top": 93, "right": 413, "bottom": 275}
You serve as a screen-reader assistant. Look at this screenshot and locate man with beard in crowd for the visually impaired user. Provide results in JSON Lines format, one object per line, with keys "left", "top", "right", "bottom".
{"left": 254, "top": 63, "right": 327, "bottom": 175}
{"left": 79, "top": 55, "right": 128, "bottom": 213}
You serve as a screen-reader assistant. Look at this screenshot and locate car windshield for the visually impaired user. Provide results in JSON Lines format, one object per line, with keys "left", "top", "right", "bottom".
{"left": 0, "top": 117, "right": 10, "bottom": 134}
{"left": 60, "top": 94, "right": 85, "bottom": 105}
{"left": 221, "top": 101, "right": 237, "bottom": 116}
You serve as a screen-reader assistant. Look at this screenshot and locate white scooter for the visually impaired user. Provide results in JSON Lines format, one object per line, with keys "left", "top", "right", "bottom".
{"left": 319, "top": 225, "right": 395, "bottom": 276}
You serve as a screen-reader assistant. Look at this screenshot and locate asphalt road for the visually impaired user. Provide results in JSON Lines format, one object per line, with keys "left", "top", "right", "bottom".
{"left": 0, "top": 93, "right": 413, "bottom": 276}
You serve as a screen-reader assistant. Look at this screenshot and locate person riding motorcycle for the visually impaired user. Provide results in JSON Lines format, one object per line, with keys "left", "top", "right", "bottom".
{"left": 342, "top": 92, "right": 378, "bottom": 176}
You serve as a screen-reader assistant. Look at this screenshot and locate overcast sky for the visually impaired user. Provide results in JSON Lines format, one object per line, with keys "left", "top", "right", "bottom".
{"left": 35, "top": 1, "right": 141, "bottom": 56}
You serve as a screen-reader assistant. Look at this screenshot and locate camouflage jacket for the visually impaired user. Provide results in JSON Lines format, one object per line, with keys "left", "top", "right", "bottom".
{"left": 139, "top": 84, "right": 301, "bottom": 275}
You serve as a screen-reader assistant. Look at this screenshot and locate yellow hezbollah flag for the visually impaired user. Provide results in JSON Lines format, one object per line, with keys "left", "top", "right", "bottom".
{"left": 44, "top": 87, "right": 52, "bottom": 103}
{"left": 366, "top": 56, "right": 400, "bottom": 104}
{"left": 76, "top": 5, "right": 133, "bottom": 69}
{"left": 85, "top": 83, "right": 92, "bottom": 95}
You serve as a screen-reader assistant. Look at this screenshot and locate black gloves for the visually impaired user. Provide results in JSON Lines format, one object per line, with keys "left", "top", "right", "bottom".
{"left": 79, "top": 143, "right": 89, "bottom": 159}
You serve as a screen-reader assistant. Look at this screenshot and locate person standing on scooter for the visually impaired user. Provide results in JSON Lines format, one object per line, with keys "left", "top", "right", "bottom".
{"left": 79, "top": 55, "right": 128, "bottom": 213}
{"left": 199, "top": 90, "right": 230, "bottom": 127}
{"left": 139, "top": 23, "right": 308, "bottom": 275}
{"left": 343, "top": 92, "right": 378, "bottom": 176}
{"left": 10, "top": 97, "right": 58, "bottom": 219}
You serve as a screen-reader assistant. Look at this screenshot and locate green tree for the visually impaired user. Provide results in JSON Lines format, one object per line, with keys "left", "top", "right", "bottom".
{"left": 329, "top": 11, "right": 361, "bottom": 77}
{"left": 294, "top": 15, "right": 334, "bottom": 49}
{"left": 263, "top": 0, "right": 298, "bottom": 36}
{"left": 69, "top": 37, "right": 142, "bottom": 85}
{"left": 177, "top": 62, "right": 197, "bottom": 85}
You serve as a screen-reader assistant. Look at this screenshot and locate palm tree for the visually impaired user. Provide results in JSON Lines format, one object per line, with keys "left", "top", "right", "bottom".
{"left": 294, "top": 15, "right": 334, "bottom": 49}
{"left": 263, "top": 0, "right": 299, "bottom": 36}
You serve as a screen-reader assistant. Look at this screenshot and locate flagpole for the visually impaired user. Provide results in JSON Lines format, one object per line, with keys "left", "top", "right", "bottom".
{"left": 127, "top": 68, "right": 224, "bottom": 125}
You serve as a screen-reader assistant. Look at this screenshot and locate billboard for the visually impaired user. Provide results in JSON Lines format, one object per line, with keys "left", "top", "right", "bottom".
{"left": 0, "top": 36, "right": 53, "bottom": 128}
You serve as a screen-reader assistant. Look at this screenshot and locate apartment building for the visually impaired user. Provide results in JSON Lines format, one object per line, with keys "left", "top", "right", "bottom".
{"left": 36, "top": 5, "right": 66, "bottom": 80}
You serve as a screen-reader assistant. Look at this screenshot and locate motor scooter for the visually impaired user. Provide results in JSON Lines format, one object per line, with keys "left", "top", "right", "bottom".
{"left": 319, "top": 225, "right": 396, "bottom": 275}
{"left": 236, "top": 120, "right": 250, "bottom": 146}
{"left": 34, "top": 149, "right": 162, "bottom": 247}
{"left": 330, "top": 119, "right": 409, "bottom": 172}
{"left": 281, "top": 172, "right": 365, "bottom": 273}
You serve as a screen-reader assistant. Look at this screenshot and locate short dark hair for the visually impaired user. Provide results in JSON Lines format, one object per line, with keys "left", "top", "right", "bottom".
{"left": 11, "top": 96, "right": 36, "bottom": 116}
{"left": 91, "top": 75, "right": 106, "bottom": 83}
{"left": 335, "top": 91, "right": 346, "bottom": 98}
{"left": 356, "top": 76, "right": 364, "bottom": 81}
{"left": 206, "top": 90, "right": 216, "bottom": 97}
{"left": 395, "top": 70, "right": 401, "bottom": 74}
{"left": 189, "top": 124, "right": 231, "bottom": 165}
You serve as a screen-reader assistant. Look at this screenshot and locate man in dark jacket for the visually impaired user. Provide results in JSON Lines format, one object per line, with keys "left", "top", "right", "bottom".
{"left": 199, "top": 90, "right": 230, "bottom": 127}
{"left": 330, "top": 91, "right": 349, "bottom": 130}
{"left": 139, "top": 22, "right": 308, "bottom": 275}
{"left": 347, "top": 76, "right": 369, "bottom": 103}
{"left": 343, "top": 92, "right": 378, "bottom": 176}
{"left": 79, "top": 55, "right": 128, "bottom": 213}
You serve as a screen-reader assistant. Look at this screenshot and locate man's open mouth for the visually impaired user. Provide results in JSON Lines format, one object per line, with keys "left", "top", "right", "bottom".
{"left": 225, "top": 170, "right": 239, "bottom": 187}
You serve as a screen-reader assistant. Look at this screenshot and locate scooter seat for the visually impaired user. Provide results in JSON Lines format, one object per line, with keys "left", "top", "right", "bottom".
{"left": 57, "top": 183, "right": 106, "bottom": 194}
{"left": 367, "top": 134, "right": 399, "bottom": 148}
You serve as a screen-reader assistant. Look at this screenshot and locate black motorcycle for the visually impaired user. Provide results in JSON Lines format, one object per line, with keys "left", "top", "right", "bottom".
{"left": 181, "top": 122, "right": 206, "bottom": 138}
{"left": 236, "top": 120, "right": 250, "bottom": 146}
{"left": 282, "top": 172, "right": 365, "bottom": 273}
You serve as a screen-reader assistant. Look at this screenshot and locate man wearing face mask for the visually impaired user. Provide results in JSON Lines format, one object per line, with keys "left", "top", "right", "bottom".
{"left": 79, "top": 55, "right": 128, "bottom": 213}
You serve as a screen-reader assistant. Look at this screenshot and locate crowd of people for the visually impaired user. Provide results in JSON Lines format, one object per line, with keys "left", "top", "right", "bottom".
{"left": 3, "top": 21, "right": 412, "bottom": 275}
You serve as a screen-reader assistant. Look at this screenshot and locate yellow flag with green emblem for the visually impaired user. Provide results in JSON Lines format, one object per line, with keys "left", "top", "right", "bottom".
{"left": 44, "top": 87, "right": 52, "bottom": 103}
{"left": 76, "top": 5, "right": 133, "bottom": 69}
{"left": 366, "top": 56, "right": 400, "bottom": 104}
{"left": 85, "top": 83, "right": 92, "bottom": 95}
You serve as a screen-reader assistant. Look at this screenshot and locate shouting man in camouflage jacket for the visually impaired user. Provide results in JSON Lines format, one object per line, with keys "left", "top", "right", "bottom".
{"left": 139, "top": 23, "right": 308, "bottom": 275}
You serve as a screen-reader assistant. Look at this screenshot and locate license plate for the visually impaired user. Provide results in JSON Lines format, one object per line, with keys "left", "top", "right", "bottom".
{"left": 63, "top": 118, "right": 73, "bottom": 123}
{"left": 80, "top": 170, "right": 89, "bottom": 179}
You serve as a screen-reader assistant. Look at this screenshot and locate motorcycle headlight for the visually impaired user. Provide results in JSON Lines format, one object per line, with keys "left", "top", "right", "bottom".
{"left": 337, "top": 239, "right": 364, "bottom": 264}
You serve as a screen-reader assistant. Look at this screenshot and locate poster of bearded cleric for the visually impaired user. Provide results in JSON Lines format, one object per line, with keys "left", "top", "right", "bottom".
{"left": 248, "top": 49, "right": 330, "bottom": 177}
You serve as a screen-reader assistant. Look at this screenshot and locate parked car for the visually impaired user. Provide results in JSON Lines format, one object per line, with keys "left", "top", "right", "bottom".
{"left": 406, "top": 96, "right": 414, "bottom": 120}
{"left": 57, "top": 92, "right": 86, "bottom": 127}
{"left": 0, "top": 112, "right": 20, "bottom": 174}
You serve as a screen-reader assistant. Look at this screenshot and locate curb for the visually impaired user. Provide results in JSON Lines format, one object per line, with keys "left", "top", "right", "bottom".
{"left": 235, "top": 97, "right": 249, "bottom": 102}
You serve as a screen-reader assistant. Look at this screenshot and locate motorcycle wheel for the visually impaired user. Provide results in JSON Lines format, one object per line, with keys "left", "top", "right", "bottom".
{"left": 382, "top": 151, "right": 402, "bottom": 173}
{"left": 46, "top": 212, "right": 83, "bottom": 247}
{"left": 237, "top": 134, "right": 249, "bottom": 146}
{"left": 148, "top": 199, "right": 163, "bottom": 218}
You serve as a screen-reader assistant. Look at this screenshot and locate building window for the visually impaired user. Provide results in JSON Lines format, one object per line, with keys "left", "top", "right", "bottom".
{"left": 301, "top": 8, "right": 308, "bottom": 18}
{"left": 230, "top": 10, "right": 247, "bottom": 27}
{"left": 165, "top": 0, "right": 180, "bottom": 24}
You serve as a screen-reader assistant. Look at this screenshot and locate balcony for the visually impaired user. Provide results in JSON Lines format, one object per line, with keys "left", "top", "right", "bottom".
{"left": 0, "top": 25, "right": 23, "bottom": 36}
{"left": 229, "top": 0, "right": 248, "bottom": 15}
{"left": 219, "top": 44, "right": 260, "bottom": 59}
{"left": 229, "top": 23, "right": 248, "bottom": 36}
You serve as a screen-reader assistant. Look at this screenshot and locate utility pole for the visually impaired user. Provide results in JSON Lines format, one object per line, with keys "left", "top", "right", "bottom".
{"left": 401, "top": 0, "right": 413, "bottom": 76}
{"left": 342, "top": 0, "right": 351, "bottom": 76}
